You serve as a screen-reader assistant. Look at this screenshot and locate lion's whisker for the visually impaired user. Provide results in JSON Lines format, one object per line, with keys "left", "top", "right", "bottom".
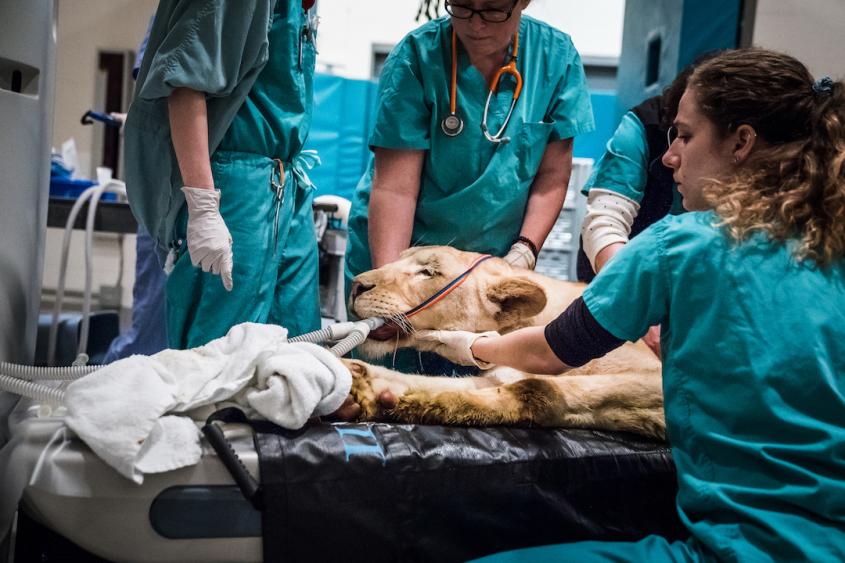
{"left": 390, "top": 330, "right": 400, "bottom": 369}
{"left": 386, "top": 312, "right": 413, "bottom": 335}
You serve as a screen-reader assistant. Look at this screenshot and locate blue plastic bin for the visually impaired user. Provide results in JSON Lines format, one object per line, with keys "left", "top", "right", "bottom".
{"left": 49, "top": 177, "right": 116, "bottom": 202}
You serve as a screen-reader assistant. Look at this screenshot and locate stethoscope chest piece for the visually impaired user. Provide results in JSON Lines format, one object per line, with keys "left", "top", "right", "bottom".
{"left": 442, "top": 26, "right": 522, "bottom": 143}
{"left": 441, "top": 113, "right": 464, "bottom": 137}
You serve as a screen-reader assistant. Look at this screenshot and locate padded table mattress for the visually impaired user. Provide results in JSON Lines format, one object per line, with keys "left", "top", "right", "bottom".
{"left": 5, "top": 402, "right": 684, "bottom": 563}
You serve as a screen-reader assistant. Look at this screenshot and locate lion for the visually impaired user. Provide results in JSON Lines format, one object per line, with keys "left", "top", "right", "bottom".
{"left": 342, "top": 246, "right": 665, "bottom": 440}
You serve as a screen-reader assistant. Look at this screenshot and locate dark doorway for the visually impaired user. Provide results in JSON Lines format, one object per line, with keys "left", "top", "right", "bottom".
{"left": 97, "top": 52, "right": 127, "bottom": 177}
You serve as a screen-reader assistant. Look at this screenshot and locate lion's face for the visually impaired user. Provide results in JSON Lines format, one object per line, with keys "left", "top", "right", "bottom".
{"left": 349, "top": 246, "right": 548, "bottom": 358}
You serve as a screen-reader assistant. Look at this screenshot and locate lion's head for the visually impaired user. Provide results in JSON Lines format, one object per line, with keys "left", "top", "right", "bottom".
{"left": 349, "top": 246, "right": 557, "bottom": 358}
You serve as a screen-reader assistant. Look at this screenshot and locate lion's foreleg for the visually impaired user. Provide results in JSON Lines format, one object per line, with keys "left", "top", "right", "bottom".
{"left": 392, "top": 373, "right": 666, "bottom": 440}
{"left": 342, "top": 359, "right": 518, "bottom": 421}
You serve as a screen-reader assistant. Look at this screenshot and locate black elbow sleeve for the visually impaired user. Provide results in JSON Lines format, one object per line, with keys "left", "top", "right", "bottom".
{"left": 543, "top": 297, "right": 625, "bottom": 367}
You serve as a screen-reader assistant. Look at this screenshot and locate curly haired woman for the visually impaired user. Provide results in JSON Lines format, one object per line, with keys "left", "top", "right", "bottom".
{"left": 419, "top": 48, "right": 845, "bottom": 561}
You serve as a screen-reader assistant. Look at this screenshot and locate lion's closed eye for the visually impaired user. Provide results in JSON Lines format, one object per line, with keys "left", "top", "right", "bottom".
{"left": 415, "top": 267, "right": 438, "bottom": 278}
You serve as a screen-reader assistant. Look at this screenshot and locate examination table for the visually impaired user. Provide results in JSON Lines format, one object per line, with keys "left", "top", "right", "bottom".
{"left": 7, "top": 399, "right": 685, "bottom": 563}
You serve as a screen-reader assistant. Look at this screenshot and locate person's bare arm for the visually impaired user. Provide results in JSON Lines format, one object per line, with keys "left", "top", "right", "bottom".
{"left": 168, "top": 87, "right": 233, "bottom": 290}
{"left": 472, "top": 326, "right": 569, "bottom": 375}
{"left": 368, "top": 147, "right": 426, "bottom": 268}
{"left": 168, "top": 87, "right": 214, "bottom": 189}
{"left": 517, "top": 138, "right": 573, "bottom": 249}
{"left": 593, "top": 242, "right": 626, "bottom": 272}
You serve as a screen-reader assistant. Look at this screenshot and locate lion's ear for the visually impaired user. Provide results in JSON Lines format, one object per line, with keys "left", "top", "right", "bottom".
{"left": 486, "top": 277, "right": 547, "bottom": 325}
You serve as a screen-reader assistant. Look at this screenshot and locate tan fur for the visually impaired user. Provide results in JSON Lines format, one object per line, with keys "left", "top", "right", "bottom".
{"left": 346, "top": 246, "right": 665, "bottom": 440}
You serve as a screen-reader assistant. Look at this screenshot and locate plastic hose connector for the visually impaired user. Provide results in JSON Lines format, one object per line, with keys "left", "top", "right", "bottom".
{"left": 329, "top": 318, "right": 385, "bottom": 357}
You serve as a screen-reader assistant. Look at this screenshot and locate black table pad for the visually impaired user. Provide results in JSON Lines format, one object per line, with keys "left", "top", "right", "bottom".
{"left": 252, "top": 422, "right": 686, "bottom": 563}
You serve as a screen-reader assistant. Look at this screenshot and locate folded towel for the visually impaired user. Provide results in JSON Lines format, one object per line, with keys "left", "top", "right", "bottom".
{"left": 242, "top": 343, "right": 352, "bottom": 428}
{"left": 64, "top": 323, "right": 351, "bottom": 483}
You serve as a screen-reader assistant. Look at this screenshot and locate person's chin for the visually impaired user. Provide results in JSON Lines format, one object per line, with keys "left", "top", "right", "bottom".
{"left": 465, "top": 37, "right": 500, "bottom": 54}
{"left": 682, "top": 199, "right": 707, "bottom": 212}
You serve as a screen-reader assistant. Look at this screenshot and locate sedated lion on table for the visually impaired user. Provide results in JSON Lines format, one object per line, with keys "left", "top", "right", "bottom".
{"left": 342, "top": 246, "right": 666, "bottom": 440}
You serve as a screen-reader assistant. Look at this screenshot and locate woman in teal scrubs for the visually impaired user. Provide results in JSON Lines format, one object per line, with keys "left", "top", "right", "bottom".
{"left": 123, "top": 0, "right": 321, "bottom": 349}
{"left": 577, "top": 57, "right": 712, "bottom": 357}
{"left": 415, "top": 49, "right": 845, "bottom": 561}
{"left": 345, "top": 0, "right": 594, "bottom": 372}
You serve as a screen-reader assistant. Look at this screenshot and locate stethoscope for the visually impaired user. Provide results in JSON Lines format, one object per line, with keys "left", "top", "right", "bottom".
{"left": 440, "top": 27, "right": 523, "bottom": 144}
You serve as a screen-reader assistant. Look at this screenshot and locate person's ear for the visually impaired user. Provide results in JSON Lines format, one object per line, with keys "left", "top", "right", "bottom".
{"left": 733, "top": 124, "right": 758, "bottom": 164}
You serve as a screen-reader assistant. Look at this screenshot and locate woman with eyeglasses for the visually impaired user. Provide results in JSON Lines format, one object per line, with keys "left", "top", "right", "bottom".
{"left": 344, "top": 0, "right": 594, "bottom": 373}
{"left": 417, "top": 48, "right": 845, "bottom": 561}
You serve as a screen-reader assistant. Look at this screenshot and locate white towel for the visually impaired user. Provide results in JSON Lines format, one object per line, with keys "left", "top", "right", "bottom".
{"left": 64, "top": 323, "right": 351, "bottom": 483}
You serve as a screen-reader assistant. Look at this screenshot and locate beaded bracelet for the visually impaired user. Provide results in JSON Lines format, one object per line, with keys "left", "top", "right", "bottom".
{"left": 515, "top": 235, "right": 539, "bottom": 259}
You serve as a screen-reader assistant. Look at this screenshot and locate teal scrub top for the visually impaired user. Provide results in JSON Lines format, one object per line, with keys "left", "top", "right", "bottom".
{"left": 124, "top": 0, "right": 276, "bottom": 254}
{"left": 346, "top": 15, "right": 595, "bottom": 279}
{"left": 218, "top": 0, "right": 314, "bottom": 161}
{"left": 583, "top": 212, "right": 845, "bottom": 562}
{"left": 583, "top": 111, "right": 684, "bottom": 214}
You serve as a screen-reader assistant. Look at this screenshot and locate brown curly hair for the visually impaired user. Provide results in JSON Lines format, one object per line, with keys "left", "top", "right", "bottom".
{"left": 689, "top": 48, "right": 845, "bottom": 266}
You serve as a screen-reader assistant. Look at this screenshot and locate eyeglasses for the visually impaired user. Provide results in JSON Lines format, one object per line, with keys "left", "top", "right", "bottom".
{"left": 445, "top": 0, "right": 520, "bottom": 23}
{"left": 666, "top": 125, "right": 679, "bottom": 148}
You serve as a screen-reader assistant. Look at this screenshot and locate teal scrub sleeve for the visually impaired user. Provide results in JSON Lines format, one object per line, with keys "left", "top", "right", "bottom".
{"left": 581, "top": 219, "right": 670, "bottom": 341}
{"left": 546, "top": 49, "right": 595, "bottom": 141}
{"left": 581, "top": 111, "right": 649, "bottom": 200}
{"left": 368, "top": 43, "right": 431, "bottom": 150}
{"left": 136, "top": 0, "right": 273, "bottom": 101}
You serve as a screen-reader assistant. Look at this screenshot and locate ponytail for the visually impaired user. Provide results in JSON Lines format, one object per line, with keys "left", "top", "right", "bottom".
{"left": 798, "top": 78, "right": 845, "bottom": 264}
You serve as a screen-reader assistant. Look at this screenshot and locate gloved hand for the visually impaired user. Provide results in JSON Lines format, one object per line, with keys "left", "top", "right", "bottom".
{"left": 503, "top": 240, "right": 536, "bottom": 270}
{"left": 415, "top": 330, "right": 500, "bottom": 369}
{"left": 181, "top": 186, "right": 234, "bottom": 291}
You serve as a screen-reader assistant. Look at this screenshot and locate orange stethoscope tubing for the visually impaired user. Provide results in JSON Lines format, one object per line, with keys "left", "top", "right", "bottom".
{"left": 441, "top": 26, "right": 523, "bottom": 144}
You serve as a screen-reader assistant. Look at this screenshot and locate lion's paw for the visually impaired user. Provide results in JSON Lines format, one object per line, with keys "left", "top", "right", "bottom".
{"left": 342, "top": 359, "right": 385, "bottom": 420}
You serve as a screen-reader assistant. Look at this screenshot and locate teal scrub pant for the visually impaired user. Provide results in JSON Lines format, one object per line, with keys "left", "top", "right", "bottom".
{"left": 472, "top": 536, "right": 715, "bottom": 563}
{"left": 166, "top": 150, "right": 320, "bottom": 349}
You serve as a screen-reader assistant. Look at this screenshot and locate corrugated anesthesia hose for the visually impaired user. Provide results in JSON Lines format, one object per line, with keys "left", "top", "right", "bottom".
{"left": 0, "top": 318, "right": 385, "bottom": 405}
{"left": 0, "top": 374, "right": 65, "bottom": 405}
{"left": 0, "top": 361, "right": 99, "bottom": 380}
{"left": 288, "top": 326, "right": 335, "bottom": 344}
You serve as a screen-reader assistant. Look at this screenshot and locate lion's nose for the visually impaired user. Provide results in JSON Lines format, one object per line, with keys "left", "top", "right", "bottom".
{"left": 349, "top": 281, "right": 373, "bottom": 305}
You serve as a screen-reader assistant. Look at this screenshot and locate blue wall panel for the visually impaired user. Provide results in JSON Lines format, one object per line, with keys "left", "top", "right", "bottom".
{"left": 574, "top": 92, "right": 618, "bottom": 162}
{"left": 306, "top": 74, "right": 378, "bottom": 200}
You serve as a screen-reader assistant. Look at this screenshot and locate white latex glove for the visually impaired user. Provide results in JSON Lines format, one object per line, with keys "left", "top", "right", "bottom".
{"left": 415, "top": 330, "right": 500, "bottom": 369}
{"left": 181, "top": 186, "right": 234, "bottom": 291}
{"left": 503, "top": 241, "right": 536, "bottom": 270}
